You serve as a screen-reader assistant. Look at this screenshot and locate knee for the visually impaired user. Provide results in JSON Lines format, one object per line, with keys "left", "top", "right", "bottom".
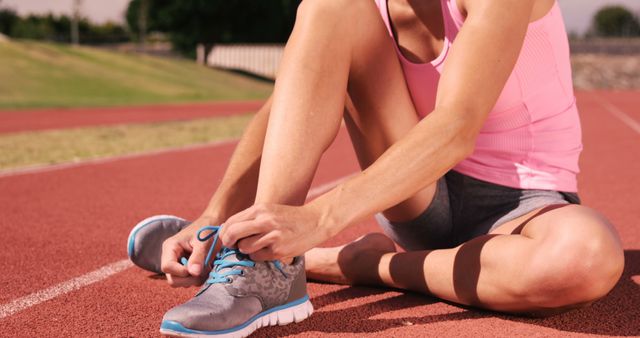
{"left": 512, "top": 209, "right": 624, "bottom": 310}
{"left": 297, "top": 0, "right": 371, "bottom": 21}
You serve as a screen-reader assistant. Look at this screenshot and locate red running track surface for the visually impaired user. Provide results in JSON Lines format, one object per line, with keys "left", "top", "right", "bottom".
{"left": 0, "top": 91, "right": 638, "bottom": 337}
{"left": 0, "top": 100, "right": 265, "bottom": 134}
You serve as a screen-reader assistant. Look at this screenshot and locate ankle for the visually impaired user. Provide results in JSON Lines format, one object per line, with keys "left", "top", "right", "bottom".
{"left": 338, "top": 247, "right": 379, "bottom": 285}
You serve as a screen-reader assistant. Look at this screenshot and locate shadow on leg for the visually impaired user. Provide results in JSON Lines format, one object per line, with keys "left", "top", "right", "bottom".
{"left": 327, "top": 204, "right": 624, "bottom": 317}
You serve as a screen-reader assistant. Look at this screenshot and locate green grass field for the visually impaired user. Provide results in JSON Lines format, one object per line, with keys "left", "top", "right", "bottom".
{"left": 0, "top": 40, "right": 273, "bottom": 109}
{"left": 0, "top": 114, "right": 253, "bottom": 171}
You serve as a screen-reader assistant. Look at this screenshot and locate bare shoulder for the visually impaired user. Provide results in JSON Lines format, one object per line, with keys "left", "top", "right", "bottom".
{"left": 456, "top": 0, "right": 554, "bottom": 23}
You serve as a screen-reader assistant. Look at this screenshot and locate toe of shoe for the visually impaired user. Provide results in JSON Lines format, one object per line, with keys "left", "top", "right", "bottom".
{"left": 161, "top": 293, "right": 263, "bottom": 333}
{"left": 162, "top": 302, "right": 223, "bottom": 333}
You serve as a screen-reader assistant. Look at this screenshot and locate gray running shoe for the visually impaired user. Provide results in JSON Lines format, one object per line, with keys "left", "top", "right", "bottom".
{"left": 127, "top": 215, "right": 190, "bottom": 273}
{"left": 160, "top": 225, "right": 313, "bottom": 337}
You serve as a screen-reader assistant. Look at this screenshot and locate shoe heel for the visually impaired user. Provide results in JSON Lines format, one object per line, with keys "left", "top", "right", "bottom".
{"left": 274, "top": 299, "right": 313, "bottom": 326}
{"left": 293, "top": 299, "right": 314, "bottom": 323}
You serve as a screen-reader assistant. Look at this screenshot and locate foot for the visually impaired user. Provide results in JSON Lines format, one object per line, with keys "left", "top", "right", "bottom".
{"left": 305, "top": 232, "right": 397, "bottom": 285}
{"left": 127, "top": 215, "right": 190, "bottom": 274}
{"left": 160, "top": 226, "right": 313, "bottom": 337}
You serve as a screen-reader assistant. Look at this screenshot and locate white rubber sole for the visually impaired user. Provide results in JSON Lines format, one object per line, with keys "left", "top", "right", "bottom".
{"left": 126, "top": 214, "right": 186, "bottom": 257}
{"left": 160, "top": 298, "right": 314, "bottom": 338}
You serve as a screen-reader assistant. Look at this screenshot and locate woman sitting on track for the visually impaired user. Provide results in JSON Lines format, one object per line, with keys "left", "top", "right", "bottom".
{"left": 155, "top": 0, "right": 624, "bottom": 333}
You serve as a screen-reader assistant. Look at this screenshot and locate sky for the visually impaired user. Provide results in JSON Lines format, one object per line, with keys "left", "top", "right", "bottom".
{"left": 1, "top": 0, "right": 640, "bottom": 35}
{"left": 0, "top": 0, "right": 131, "bottom": 24}
{"left": 558, "top": 0, "right": 640, "bottom": 35}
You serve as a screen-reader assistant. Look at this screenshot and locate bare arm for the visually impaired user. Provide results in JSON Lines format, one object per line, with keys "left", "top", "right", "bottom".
{"left": 160, "top": 96, "right": 272, "bottom": 285}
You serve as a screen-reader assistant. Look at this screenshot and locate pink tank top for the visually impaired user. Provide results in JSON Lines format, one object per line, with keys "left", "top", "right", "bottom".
{"left": 375, "top": 0, "right": 582, "bottom": 192}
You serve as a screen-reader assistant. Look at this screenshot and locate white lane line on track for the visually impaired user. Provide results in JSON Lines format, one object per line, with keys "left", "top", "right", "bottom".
{"left": 0, "top": 138, "right": 239, "bottom": 179}
{"left": 595, "top": 95, "right": 640, "bottom": 135}
{"left": 0, "top": 174, "right": 354, "bottom": 320}
{"left": 0, "top": 259, "right": 133, "bottom": 320}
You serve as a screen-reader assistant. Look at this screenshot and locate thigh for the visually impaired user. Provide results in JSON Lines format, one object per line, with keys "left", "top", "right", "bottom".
{"left": 516, "top": 204, "right": 620, "bottom": 243}
{"left": 491, "top": 203, "right": 622, "bottom": 252}
{"left": 342, "top": 0, "right": 437, "bottom": 222}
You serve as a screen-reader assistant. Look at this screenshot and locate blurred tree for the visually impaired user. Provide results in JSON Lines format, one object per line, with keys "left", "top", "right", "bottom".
{"left": 126, "top": 0, "right": 300, "bottom": 57}
{"left": 1, "top": 0, "right": 127, "bottom": 43}
{"left": 593, "top": 5, "right": 640, "bottom": 37}
{"left": 0, "top": 7, "right": 19, "bottom": 35}
{"left": 11, "top": 15, "right": 54, "bottom": 40}
{"left": 1, "top": 12, "right": 128, "bottom": 44}
{"left": 84, "top": 22, "right": 128, "bottom": 44}
{"left": 126, "top": 0, "right": 172, "bottom": 40}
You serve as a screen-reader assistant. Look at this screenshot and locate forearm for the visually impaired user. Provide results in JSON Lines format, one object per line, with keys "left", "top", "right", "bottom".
{"left": 200, "top": 96, "right": 272, "bottom": 223}
{"left": 310, "top": 108, "right": 474, "bottom": 237}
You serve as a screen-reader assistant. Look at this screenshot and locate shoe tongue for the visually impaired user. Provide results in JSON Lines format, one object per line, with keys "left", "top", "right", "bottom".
{"left": 219, "top": 247, "right": 245, "bottom": 261}
{"left": 196, "top": 249, "right": 253, "bottom": 295}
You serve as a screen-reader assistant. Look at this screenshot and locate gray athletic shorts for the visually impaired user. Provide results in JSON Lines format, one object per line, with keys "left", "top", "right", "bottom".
{"left": 375, "top": 170, "right": 580, "bottom": 251}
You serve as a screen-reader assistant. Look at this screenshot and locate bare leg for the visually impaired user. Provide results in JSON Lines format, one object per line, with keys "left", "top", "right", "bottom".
{"left": 253, "top": 0, "right": 349, "bottom": 206}
{"left": 254, "top": 0, "right": 434, "bottom": 219}
{"left": 309, "top": 205, "right": 624, "bottom": 315}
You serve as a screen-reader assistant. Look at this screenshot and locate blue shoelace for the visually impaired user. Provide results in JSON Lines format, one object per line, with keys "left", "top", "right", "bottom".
{"left": 179, "top": 225, "right": 286, "bottom": 284}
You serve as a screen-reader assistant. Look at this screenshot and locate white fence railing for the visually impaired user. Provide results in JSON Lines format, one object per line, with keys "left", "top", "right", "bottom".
{"left": 202, "top": 39, "right": 640, "bottom": 80}
{"left": 205, "top": 44, "right": 285, "bottom": 79}
{"left": 570, "top": 38, "right": 640, "bottom": 55}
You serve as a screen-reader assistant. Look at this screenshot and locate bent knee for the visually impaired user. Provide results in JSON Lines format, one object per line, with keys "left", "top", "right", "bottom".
{"left": 516, "top": 249, "right": 623, "bottom": 310}
{"left": 298, "top": 0, "right": 375, "bottom": 21}
{"left": 514, "top": 208, "right": 625, "bottom": 309}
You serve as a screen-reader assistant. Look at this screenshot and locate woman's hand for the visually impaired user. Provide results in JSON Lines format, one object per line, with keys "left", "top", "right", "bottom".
{"left": 160, "top": 215, "right": 219, "bottom": 287}
{"left": 219, "top": 203, "right": 331, "bottom": 261}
